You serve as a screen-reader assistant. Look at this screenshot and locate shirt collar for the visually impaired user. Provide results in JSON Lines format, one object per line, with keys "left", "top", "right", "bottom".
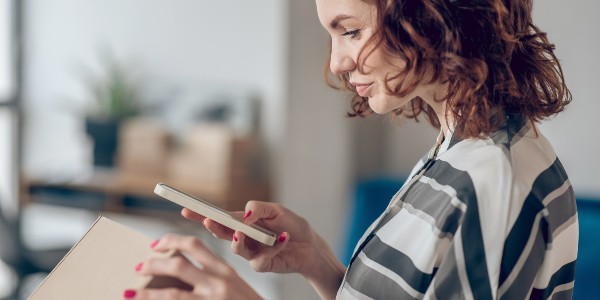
{"left": 429, "top": 122, "right": 455, "bottom": 159}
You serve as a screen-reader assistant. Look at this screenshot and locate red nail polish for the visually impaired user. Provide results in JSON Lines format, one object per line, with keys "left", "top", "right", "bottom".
{"left": 123, "top": 289, "right": 136, "bottom": 298}
{"left": 243, "top": 210, "right": 252, "bottom": 220}
{"left": 278, "top": 233, "right": 286, "bottom": 243}
{"left": 135, "top": 262, "right": 143, "bottom": 272}
{"left": 233, "top": 233, "right": 238, "bottom": 242}
{"left": 150, "top": 240, "right": 159, "bottom": 249}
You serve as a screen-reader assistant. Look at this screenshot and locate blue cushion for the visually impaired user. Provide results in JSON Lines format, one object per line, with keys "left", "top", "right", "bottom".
{"left": 573, "top": 198, "right": 600, "bottom": 299}
{"left": 342, "top": 178, "right": 404, "bottom": 265}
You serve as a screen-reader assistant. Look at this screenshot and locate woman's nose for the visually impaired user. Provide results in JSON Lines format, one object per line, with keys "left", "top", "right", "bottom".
{"left": 329, "top": 46, "right": 356, "bottom": 75}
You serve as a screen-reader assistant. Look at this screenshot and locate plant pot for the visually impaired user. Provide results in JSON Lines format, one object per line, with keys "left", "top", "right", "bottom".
{"left": 85, "top": 118, "right": 120, "bottom": 167}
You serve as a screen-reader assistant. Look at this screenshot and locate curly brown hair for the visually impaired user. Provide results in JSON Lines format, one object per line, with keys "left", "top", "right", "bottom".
{"left": 326, "top": 0, "right": 572, "bottom": 138}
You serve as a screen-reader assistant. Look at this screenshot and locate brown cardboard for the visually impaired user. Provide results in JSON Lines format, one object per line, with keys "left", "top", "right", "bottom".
{"left": 117, "top": 118, "right": 170, "bottom": 176}
{"left": 28, "top": 216, "right": 191, "bottom": 300}
{"left": 165, "top": 123, "right": 270, "bottom": 210}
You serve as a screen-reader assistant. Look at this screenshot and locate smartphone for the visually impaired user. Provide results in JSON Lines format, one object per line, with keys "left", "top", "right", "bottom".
{"left": 154, "top": 183, "right": 277, "bottom": 246}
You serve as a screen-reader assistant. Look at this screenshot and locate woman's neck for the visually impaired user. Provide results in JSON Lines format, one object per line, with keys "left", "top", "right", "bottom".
{"left": 422, "top": 83, "right": 452, "bottom": 137}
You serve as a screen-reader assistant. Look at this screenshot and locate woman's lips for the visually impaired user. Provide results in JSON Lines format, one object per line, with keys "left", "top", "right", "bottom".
{"left": 354, "top": 83, "right": 373, "bottom": 97}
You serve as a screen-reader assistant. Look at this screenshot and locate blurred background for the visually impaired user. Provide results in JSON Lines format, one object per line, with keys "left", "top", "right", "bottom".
{"left": 0, "top": 0, "right": 598, "bottom": 299}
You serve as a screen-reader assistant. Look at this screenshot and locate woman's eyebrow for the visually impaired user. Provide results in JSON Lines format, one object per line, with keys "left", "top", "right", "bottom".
{"left": 330, "top": 14, "right": 353, "bottom": 29}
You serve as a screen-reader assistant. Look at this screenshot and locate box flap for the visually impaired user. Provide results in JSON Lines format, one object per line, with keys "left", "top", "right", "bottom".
{"left": 28, "top": 216, "right": 189, "bottom": 299}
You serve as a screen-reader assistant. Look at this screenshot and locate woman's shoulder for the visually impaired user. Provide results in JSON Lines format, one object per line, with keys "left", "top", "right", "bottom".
{"left": 435, "top": 135, "right": 513, "bottom": 187}
{"left": 434, "top": 120, "right": 571, "bottom": 207}
{"left": 442, "top": 118, "right": 560, "bottom": 179}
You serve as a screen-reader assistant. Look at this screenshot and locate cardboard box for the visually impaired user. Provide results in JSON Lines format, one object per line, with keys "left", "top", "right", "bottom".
{"left": 165, "top": 123, "right": 269, "bottom": 209}
{"left": 28, "top": 216, "right": 191, "bottom": 300}
{"left": 179, "top": 124, "right": 263, "bottom": 176}
{"left": 117, "top": 118, "right": 170, "bottom": 176}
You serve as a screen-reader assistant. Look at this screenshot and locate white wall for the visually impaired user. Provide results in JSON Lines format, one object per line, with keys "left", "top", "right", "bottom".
{"left": 380, "top": 119, "right": 437, "bottom": 177}
{"left": 0, "top": 0, "right": 14, "bottom": 100}
{"left": 23, "top": 1, "right": 355, "bottom": 299}
{"left": 0, "top": 110, "right": 18, "bottom": 218}
{"left": 22, "top": 0, "right": 289, "bottom": 298}
{"left": 23, "top": 0, "right": 287, "bottom": 178}
{"left": 533, "top": 0, "right": 600, "bottom": 197}
{"left": 279, "top": 1, "right": 352, "bottom": 298}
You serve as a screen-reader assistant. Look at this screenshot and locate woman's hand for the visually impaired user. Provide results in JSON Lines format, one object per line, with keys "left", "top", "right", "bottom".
{"left": 123, "top": 234, "right": 262, "bottom": 300}
{"left": 182, "top": 201, "right": 346, "bottom": 300}
{"left": 182, "top": 201, "right": 318, "bottom": 275}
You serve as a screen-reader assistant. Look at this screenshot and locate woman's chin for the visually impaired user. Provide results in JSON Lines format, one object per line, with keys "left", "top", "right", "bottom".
{"left": 368, "top": 98, "right": 392, "bottom": 115}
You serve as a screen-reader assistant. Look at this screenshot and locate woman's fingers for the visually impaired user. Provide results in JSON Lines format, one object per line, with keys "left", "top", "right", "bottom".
{"left": 182, "top": 208, "right": 248, "bottom": 241}
{"left": 243, "top": 201, "right": 282, "bottom": 225}
{"left": 181, "top": 208, "right": 205, "bottom": 222}
{"left": 126, "top": 288, "right": 199, "bottom": 300}
{"left": 250, "top": 232, "right": 289, "bottom": 272}
{"left": 138, "top": 256, "right": 210, "bottom": 288}
{"left": 182, "top": 208, "right": 244, "bottom": 222}
{"left": 129, "top": 234, "right": 263, "bottom": 300}
{"left": 152, "top": 234, "right": 231, "bottom": 276}
{"left": 231, "top": 231, "right": 255, "bottom": 260}
{"left": 203, "top": 218, "right": 234, "bottom": 240}
{"left": 181, "top": 208, "right": 231, "bottom": 239}
{"left": 231, "top": 231, "right": 290, "bottom": 273}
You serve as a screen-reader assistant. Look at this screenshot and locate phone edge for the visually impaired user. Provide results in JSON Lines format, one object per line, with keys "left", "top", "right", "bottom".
{"left": 154, "top": 183, "right": 276, "bottom": 246}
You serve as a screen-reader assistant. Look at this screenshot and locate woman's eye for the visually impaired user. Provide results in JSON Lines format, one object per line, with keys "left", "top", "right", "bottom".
{"left": 342, "top": 29, "right": 361, "bottom": 39}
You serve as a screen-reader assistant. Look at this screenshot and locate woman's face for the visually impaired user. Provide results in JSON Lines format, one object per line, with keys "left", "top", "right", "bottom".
{"left": 316, "top": 0, "right": 443, "bottom": 114}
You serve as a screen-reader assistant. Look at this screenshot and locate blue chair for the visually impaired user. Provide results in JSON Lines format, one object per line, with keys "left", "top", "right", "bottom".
{"left": 573, "top": 198, "right": 600, "bottom": 300}
{"left": 342, "top": 177, "right": 404, "bottom": 265}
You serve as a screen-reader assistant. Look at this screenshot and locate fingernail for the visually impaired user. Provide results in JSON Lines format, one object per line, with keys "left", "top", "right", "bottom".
{"left": 202, "top": 218, "right": 208, "bottom": 227}
{"left": 233, "top": 233, "right": 238, "bottom": 242}
{"left": 278, "top": 232, "right": 286, "bottom": 243}
{"left": 243, "top": 210, "right": 252, "bottom": 220}
{"left": 150, "top": 240, "right": 159, "bottom": 249}
{"left": 134, "top": 262, "right": 143, "bottom": 272}
{"left": 123, "top": 289, "right": 136, "bottom": 298}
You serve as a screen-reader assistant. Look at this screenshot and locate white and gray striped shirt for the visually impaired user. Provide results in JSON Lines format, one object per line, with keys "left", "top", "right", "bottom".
{"left": 337, "top": 115, "right": 578, "bottom": 300}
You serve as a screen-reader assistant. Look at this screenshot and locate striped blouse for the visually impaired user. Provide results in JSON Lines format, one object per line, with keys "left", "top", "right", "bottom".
{"left": 337, "top": 115, "right": 578, "bottom": 300}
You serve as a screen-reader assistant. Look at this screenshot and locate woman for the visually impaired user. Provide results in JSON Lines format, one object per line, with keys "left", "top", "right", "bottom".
{"left": 124, "top": 0, "right": 577, "bottom": 299}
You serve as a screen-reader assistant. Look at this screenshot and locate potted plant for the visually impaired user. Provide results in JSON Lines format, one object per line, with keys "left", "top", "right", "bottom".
{"left": 80, "top": 53, "right": 141, "bottom": 167}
